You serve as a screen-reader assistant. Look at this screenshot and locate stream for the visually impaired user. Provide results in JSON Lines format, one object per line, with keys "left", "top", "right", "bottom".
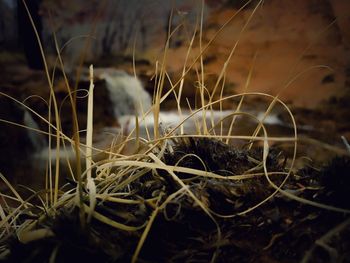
{"left": 4, "top": 69, "right": 300, "bottom": 190}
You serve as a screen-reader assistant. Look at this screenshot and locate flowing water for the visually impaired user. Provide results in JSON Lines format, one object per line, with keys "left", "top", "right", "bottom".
{"left": 23, "top": 109, "right": 47, "bottom": 151}
{"left": 19, "top": 69, "right": 298, "bottom": 189}
{"left": 35, "top": 69, "right": 297, "bottom": 159}
{"left": 98, "top": 69, "right": 152, "bottom": 117}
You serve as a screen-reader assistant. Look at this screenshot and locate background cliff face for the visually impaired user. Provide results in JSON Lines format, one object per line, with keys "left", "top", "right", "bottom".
{"left": 0, "top": 0, "right": 17, "bottom": 48}
{"left": 159, "top": 0, "right": 350, "bottom": 108}
{"left": 1, "top": 0, "right": 349, "bottom": 108}
{"left": 1, "top": 0, "right": 350, "bottom": 160}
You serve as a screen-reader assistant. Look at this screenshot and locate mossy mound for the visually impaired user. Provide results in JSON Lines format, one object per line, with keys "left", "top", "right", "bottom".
{"left": 1, "top": 138, "right": 349, "bottom": 263}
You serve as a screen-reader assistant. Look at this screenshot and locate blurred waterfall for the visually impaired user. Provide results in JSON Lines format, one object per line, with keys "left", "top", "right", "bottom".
{"left": 23, "top": 110, "right": 46, "bottom": 151}
{"left": 99, "top": 69, "right": 152, "bottom": 118}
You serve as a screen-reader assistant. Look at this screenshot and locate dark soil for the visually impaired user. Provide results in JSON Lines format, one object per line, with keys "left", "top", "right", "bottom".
{"left": 1, "top": 138, "right": 349, "bottom": 263}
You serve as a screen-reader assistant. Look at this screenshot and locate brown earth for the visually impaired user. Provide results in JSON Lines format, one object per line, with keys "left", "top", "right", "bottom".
{"left": 143, "top": 0, "right": 350, "bottom": 108}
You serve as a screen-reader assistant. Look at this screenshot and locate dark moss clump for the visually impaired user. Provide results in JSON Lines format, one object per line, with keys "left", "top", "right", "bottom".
{"left": 1, "top": 138, "right": 349, "bottom": 263}
{"left": 319, "top": 156, "right": 350, "bottom": 209}
{"left": 163, "top": 137, "right": 285, "bottom": 176}
{"left": 1, "top": 208, "right": 137, "bottom": 263}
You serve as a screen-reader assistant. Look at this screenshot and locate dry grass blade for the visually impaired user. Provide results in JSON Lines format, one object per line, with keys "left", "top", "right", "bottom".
{"left": 131, "top": 206, "right": 160, "bottom": 263}
{"left": 85, "top": 65, "right": 96, "bottom": 222}
{"left": 83, "top": 204, "right": 146, "bottom": 232}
